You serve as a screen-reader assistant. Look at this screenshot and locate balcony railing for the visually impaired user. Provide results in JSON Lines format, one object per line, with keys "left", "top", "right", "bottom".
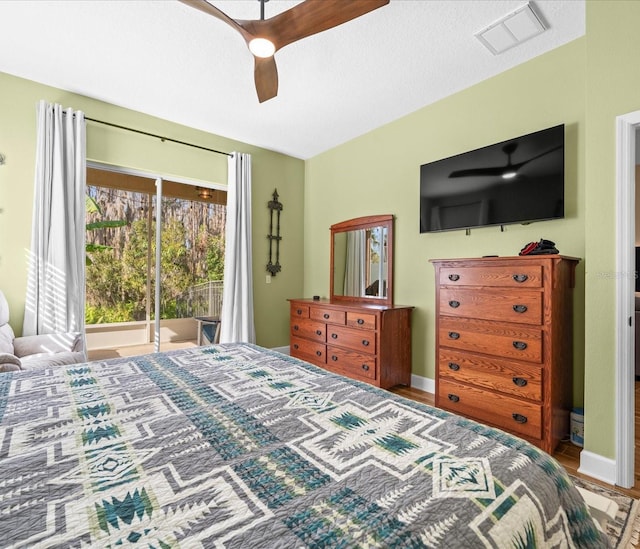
{"left": 175, "top": 280, "right": 223, "bottom": 319}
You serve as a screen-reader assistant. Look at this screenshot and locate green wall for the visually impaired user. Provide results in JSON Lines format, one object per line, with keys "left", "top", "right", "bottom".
{"left": 305, "top": 38, "right": 586, "bottom": 400}
{"left": 583, "top": 1, "right": 640, "bottom": 459}
{"left": 0, "top": 71, "right": 305, "bottom": 348}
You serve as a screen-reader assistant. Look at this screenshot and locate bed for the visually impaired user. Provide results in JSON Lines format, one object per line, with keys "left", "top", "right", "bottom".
{"left": 0, "top": 343, "right": 607, "bottom": 547}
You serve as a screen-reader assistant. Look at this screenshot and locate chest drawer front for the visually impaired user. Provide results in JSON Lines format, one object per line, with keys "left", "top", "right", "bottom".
{"left": 310, "top": 307, "right": 346, "bottom": 325}
{"left": 326, "top": 346, "right": 376, "bottom": 380}
{"left": 439, "top": 317, "right": 542, "bottom": 363}
{"left": 291, "top": 319, "right": 326, "bottom": 343}
{"left": 439, "top": 288, "right": 543, "bottom": 325}
{"left": 438, "top": 349, "right": 542, "bottom": 401}
{"left": 327, "top": 325, "right": 376, "bottom": 354}
{"left": 438, "top": 379, "right": 542, "bottom": 439}
{"left": 291, "top": 304, "right": 310, "bottom": 319}
{"left": 290, "top": 336, "right": 326, "bottom": 364}
{"left": 346, "top": 311, "right": 377, "bottom": 330}
{"left": 440, "top": 265, "right": 543, "bottom": 288}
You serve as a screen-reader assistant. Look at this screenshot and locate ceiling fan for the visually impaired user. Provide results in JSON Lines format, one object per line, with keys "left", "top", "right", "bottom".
{"left": 179, "top": 0, "right": 390, "bottom": 103}
{"left": 448, "top": 142, "right": 562, "bottom": 179}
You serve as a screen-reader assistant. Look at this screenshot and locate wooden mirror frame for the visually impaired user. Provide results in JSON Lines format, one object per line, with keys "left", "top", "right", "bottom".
{"left": 330, "top": 214, "right": 394, "bottom": 307}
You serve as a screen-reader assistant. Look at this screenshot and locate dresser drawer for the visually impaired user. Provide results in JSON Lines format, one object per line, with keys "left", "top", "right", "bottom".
{"left": 439, "top": 288, "right": 543, "bottom": 325}
{"left": 438, "top": 379, "right": 542, "bottom": 439}
{"left": 327, "top": 325, "right": 376, "bottom": 354}
{"left": 439, "top": 317, "right": 542, "bottom": 363}
{"left": 310, "top": 307, "right": 346, "bottom": 325}
{"left": 291, "top": 318, "right": 326, "bottom": 343}
{"left": 439, "top": 265, "right": 543, "bottom": 288}
{"left": 326, "top": 346, "right": 376, "bottom": 380}
{"left": 290, "top": 304, "right": 310, "bottom": 319}
{"left": 346, "top": 311, "right": 377, "bottom": 330}
{"left": 290, "top": 336, "right": 326, "bottom": 364}
{"left": 438, "top": 349, "right": 542, "bottom": 401}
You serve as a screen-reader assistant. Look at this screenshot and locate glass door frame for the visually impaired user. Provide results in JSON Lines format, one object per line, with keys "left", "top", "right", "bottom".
{"left": 86, "top": 161, "right": 224, "bottom": 352}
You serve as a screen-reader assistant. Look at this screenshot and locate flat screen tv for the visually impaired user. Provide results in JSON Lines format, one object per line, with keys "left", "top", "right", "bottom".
{"left": 419, "top": 124, "right": 564, "bottom": 233}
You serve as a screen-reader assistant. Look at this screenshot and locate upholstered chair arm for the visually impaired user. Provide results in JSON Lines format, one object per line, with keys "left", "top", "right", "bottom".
{"left": 0, "top": 352, "right": 22, "bottom": 372}
{"left": 13, "top": 332, "right": 83, "bottom": 358}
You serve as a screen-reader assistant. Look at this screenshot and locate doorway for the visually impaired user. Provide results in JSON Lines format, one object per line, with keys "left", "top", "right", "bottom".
{"left": 84, "top": 163, "right": 226, "bottom": 354}
{"left": 615, "top": 112, "right": 640, "bottom": 488}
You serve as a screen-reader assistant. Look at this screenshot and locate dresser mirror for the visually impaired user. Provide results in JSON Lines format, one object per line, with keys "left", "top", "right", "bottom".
{"left": 330, "top": 214, "right": 393, "bottom": 306}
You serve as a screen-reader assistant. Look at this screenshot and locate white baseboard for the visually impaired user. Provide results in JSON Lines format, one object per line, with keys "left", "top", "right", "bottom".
{"left": 578, "top": 450, "right": 617, "bottom": 486}
{"left": 411, "top": 373, "right": 435, "bottom": 394}
{"left": 271, "top": 345, "right": 290, "bottom": 355}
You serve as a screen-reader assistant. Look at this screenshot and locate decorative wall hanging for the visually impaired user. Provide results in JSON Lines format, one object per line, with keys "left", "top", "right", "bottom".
{"left": 267, "top": 189, "right": 282, "bottom": 276}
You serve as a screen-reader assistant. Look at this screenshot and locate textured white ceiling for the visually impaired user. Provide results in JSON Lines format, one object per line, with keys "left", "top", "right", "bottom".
{"left": 0, "top": 0, "right": 585, "bottom": 159}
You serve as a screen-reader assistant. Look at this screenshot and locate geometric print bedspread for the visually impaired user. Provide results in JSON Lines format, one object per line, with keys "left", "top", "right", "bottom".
{"left": 0, "top": 343, "right": 608, "bottom": 548}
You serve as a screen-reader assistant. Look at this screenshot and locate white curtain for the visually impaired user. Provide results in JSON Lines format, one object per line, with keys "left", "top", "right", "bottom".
{"left": 219, "top": 152, "right": 255, "bottom": 343}
{"left": 344, "top": 229, "right": 366, "bottom": 296}
{"left": 23, "top": 101, "right": 86, "bottom": 338}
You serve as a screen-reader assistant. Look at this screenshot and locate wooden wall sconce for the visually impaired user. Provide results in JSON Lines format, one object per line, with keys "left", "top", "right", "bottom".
{"left": 267, "top": 189, "right": 282, "bottom": 276}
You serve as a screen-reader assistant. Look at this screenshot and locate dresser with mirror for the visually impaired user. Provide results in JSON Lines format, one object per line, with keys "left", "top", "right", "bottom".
{"left": 289, "top": 214, "right": 413, "bottom": 389}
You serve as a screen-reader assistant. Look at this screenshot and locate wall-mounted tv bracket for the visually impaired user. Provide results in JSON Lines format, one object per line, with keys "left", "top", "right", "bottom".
{"left": 267, "top": 188, "right": 282, "bottom": 276}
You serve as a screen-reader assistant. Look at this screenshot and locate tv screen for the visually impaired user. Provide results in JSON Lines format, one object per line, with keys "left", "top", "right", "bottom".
{"left": 419, "top": 124, "right": 564, "bottom": 233}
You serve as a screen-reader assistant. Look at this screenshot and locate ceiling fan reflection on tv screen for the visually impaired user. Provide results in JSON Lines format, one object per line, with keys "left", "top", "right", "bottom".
{"left": 419, "top": 124, "right": 565, "bottom": 234}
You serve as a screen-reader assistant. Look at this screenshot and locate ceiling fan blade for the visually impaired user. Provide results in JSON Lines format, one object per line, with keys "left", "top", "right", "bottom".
{"left": 254, "top": 56, "right": 278, "bottom": 103}
{"left": 240, "top": 0, "right": 389, "bottom": 51}
{"left": 449, "top": 167, "right": 506, "bottom": 178}
{"left": 449, "top": 145, "right": 563, "bottom": 178}
{"left": 514, "top": 145, "right": 563, "bottom": 170}
{"left": 178, "top": 0, "right": 252, "bottom": 42}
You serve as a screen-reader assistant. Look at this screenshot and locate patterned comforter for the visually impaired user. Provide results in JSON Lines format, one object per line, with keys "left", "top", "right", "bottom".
{"left": 0, "top": 343, "right": 607, "bottom": 548}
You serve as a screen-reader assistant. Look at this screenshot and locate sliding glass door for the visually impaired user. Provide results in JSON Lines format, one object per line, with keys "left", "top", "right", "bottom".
{"left": 85, "top": 165, "right": 226, "bottom": 354}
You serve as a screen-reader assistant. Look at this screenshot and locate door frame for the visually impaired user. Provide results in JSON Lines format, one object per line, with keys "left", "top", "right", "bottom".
{"left": 615, "top": 111, "right": 640, "bottom": 488}
{"left": 86, "top": 161, "right": 223, "bottom": 352}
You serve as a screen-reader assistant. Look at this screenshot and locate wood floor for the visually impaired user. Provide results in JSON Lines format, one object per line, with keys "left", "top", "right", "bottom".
{"left": 88, "top": 343, "right": 640, "bottom": 498}
{"left": 390, "top": 384, "right": 640, "bottom": 499}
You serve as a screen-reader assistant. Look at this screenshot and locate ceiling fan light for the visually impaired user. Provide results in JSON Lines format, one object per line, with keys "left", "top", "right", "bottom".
{"left": 249, "top": 37, "right": 275, "bottom": 58}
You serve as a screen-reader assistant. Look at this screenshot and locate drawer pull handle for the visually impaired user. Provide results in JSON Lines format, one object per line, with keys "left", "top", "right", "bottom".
{"left": 362, "top": 340, "right": 370, "bottom": 347}
{"left": 323, "top": 313, "right": 330, "bottom": 319}
{"left": 512, "top": 413, "right": 528, "bottom": 424}
{"left": 512, "top": 377, "right": 528, "bottom": 387}
{"left": 331, "top": 333, "right": 338, "bottom": 339}
{"left": 448, "top": 362, "right": 460, "bottom": 371}
{"left": 293, "top": 325, "right": 299, "bottom": 331}
{"left": 331, "top": 355, "right": 338, "bottom": 362}
{"left": 448, "top": 332, "right": 460, "bottom": 340}
{"left": 512, "top": 341, "right": 527, "bottom": 350}
{"left": 296, "top": 308, "right": 302, "bottom": 315}
{"left": 512, "top": 274, "right": 529, "bottom": 283}
{"left": 316, "top": 350, "right": 322, "bottom": 357}
{"left": 362, "top": 364, "right": 370, "bottom": 371}
{"left": 513, "top": 304, "right": 528, "bottom": 313}
{"left": 448, "top": 274, "right": 460, "bottom": 281}
{"left": 293, "top": 344, "right": 299, "bottom": 350}
{"left": 316, "top": 330, "right": 322, "bottom": 336}
{"left": 448, "top": 393, "right": 460, "bottom": 403}
{"left": 448, "top": 300, "right": 460, "bottom": 308}
{"left": 357, "top": 318, "right": 365, "bottom": 325}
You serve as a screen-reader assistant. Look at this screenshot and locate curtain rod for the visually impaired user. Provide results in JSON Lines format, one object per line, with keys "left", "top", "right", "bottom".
{"left": 63, "top": 111, "right": 232, "bottom": 157}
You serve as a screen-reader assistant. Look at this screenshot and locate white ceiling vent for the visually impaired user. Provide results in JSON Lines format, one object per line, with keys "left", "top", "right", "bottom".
{"left": 475, "top": 3, "right": 546, "bottom": 55}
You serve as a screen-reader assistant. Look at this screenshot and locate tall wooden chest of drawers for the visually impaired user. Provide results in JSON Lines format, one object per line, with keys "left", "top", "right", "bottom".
{"left": 288, "top": 298, "right": 413, "bottom": 389}
{"left": 430, "top": 255, "right": 579, "bottom": 453}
